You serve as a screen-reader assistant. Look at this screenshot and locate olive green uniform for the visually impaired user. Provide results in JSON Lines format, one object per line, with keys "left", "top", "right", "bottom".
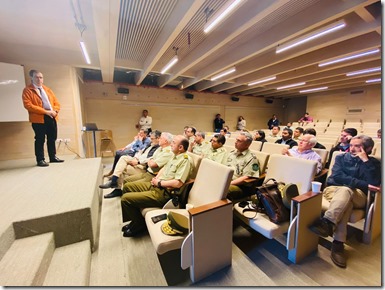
{"left": 202, "top": 146, "right": 228, "bottom": 165}
{"left": 123, "top": 145, "right": 173, "bottom": 185}
{"left": 121, "top": 152, "right": 193, "bottom": 229}
{"left": 226, "top": 149, "right": 260, "bottom": 200}
{"left": 192, "top": 140, "right": 210, "bottom": 156}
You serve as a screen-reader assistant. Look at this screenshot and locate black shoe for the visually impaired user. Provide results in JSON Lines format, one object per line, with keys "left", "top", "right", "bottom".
{"left": 99, "top": 181, "right": 119, "bottom": 189}
{"left": 103, "top": 189, "right": 123, "bottom": 199}
{"left": 37, "top": 160, "right": 49, "bottom": 167}
{"left": 50, "top": 157, "right": 64, "bottom": 163}
{"left": 122, "top": 225, "right": 146, "bottom": 237}
{"left": 309, "top": 217, "right": 335, "bottom": 237}
{"left": 121, "top": 222, "right": 133, "bottom": 232}
{"left": 331, "top": 242, "right": 347, "bottom": 268}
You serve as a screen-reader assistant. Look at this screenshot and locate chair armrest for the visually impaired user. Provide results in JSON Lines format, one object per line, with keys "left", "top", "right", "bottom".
{"left": 292, "top": 191, "right": 320, "bottom": 203}
{"left": 189, "top": 199, "right": 231, "bottom": 216}
{"left": 314, "top": 168, "right": 328, "bottom": 181}
{"left": 243, "top": 173, "right": 266, "bottom": 184}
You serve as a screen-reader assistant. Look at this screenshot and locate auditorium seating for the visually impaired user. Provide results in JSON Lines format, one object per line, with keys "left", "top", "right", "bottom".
{"left": 145, "top": 158, "right": 234, "bottom": 283}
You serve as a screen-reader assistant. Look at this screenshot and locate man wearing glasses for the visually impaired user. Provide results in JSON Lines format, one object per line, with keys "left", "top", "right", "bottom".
{"left": 281, "top": 133, "right": 322, "bottom": 174}
{"left": 226, "top": 132, "right": 260, "bottom": 201}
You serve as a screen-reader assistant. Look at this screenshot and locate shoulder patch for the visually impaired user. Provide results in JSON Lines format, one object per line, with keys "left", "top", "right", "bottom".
{"left": 252, "top": 163, "right": 259, "bottom": 171}
{"left": 184, "top": 154, "right": 188, "bottom": 159}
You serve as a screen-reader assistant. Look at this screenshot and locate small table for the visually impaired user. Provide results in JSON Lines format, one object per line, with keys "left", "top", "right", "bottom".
{"left": 82, "top": 128, "right": 103, "bottom": 157}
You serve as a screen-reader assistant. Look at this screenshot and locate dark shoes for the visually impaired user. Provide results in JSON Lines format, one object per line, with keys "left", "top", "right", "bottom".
{"left": 99, "top": 181, "right": 119, "bottom": 189}
{"left": 121, "top": 222, "right": 132, "bottom": 232}
{"left": 122, "top": 224, "right": 146, "bottom": 237}
{"left": 37, "top": 160, "right": 49, "bottom": 167}
{"left": 309, "top": 217, "right": 335, "bottom": 237}
{"left": 50, "top": 157, "right": 64, "bottom": 163}
{"left": 103, "top": 189, "right": 123, "bottom": 199}
{"left": 331, "top": 241, "right": 347, "bottom": 268}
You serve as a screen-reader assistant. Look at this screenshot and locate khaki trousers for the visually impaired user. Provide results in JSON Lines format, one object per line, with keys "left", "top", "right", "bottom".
{"left": 114, "top": 155, "right": 146, "bottom": 187}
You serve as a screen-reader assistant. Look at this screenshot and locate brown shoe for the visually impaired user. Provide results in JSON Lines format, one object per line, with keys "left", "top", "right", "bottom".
{"left": 331, "top": 242, "right": 347, "bottom": 268}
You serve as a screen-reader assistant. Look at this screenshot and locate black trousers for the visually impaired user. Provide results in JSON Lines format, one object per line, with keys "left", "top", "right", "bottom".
{"left": 31, "top": 115, "right": 57, "bottom": 162}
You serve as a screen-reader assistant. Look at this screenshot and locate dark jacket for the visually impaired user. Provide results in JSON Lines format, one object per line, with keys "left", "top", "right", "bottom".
{"left": 325, "top": 143, "right": 350, "bottom": 168}
{"left": 327, "top": 153, "right": 381, "bottom": 193}
{"left": 267, "top": 118, "right": 279, "bottom": 129}
{"left": 313, "top": 142, "right": 326, "bottom": 149}
{"left": 275, "top": 138, "right": 298, "bottom": 148}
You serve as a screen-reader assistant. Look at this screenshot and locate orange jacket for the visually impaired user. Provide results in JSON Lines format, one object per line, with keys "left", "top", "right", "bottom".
{"left": 22, "top": 84, "right": 61, "bottom": 123}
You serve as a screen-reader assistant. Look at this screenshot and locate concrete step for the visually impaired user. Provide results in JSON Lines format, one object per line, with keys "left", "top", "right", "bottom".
{"left": 43, "top": 240, "right": 91, "bottom": 286}
{"left": 0, "top": 232, "right": 55, "bottom": 286}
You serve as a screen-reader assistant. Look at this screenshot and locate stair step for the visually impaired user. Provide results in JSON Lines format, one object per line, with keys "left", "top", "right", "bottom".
{"left": 43, "top": 240, "right": 91, "bottom": 286}
{"left": 0, "top": 232, "right": 55, "bottom": 286}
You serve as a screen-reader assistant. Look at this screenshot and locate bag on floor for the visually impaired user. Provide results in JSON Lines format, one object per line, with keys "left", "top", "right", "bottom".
{"left": 255, "top": 178, "right": 297, "bottom": 224}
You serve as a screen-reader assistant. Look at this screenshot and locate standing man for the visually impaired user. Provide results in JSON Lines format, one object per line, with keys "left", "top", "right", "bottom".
{"left": 309, "top": 135, "right": 381, "bottom": 268}
{"left": 138, "top": 109, "right": 152, "bottom": 134}
{"left": 214, "top": 114, "right": 225, "bottom": 133}
{"left": 22, "top": 70, "right": 64, "bottom": 167}
{"left": 267, "top": 114, "right": 280, "bottom": 129}
{"left": 120, "top": 135, "right": 192, "bottom": 237}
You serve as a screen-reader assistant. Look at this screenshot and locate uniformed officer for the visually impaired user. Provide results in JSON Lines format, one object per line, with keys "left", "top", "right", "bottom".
{"left": 190, "top": 131, "right": 210, "bottom": 155}
{"left": 120, "top": 135, "right": 193, "bottom": 237}
{"left": 103, "top": 131, "right": 174, "bottom": 199}
{"left": 226, "top": 131, "right": 260, "bottom": 201}
{"left": 202, "top": 134, "right": 228, "bottom": 165}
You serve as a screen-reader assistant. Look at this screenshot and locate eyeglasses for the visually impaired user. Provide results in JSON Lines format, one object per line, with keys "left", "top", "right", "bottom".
{"left": 298, "top": 138, "right": 310, "bottom": 143}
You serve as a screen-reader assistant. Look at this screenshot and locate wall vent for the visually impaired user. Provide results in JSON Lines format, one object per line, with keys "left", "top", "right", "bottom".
{"left": 347, "top": 108, "right": 363, "bottom": 114}
{"left": 350, "top": 90, "right": 365, "bottom": 95}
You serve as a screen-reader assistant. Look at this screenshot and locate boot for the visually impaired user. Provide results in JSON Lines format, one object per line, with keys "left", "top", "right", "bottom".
{"left": 331, "top": 240, "right": 347, "bottom": 268}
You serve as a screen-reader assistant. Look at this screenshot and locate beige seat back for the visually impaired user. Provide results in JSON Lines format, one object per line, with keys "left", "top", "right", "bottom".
{"left": 261, "top": 143, "right": 289, "bottom": 155}
{"left": 250, "top": 150, "right": 270, "bottom": 175}
{"left": 265, "top": 136, "right": 280, "bottom": 143}
{"left": 188, "top": 158, "right": 234, "bottom": 207}
{"left": 250, "top": 140, "right": 263, "bottom": 151}
{"left": 223, "top": 145, "right": 233, "bottom": 153}
{"left": 265, "top": 154, "right": 317, "bottom": 194}
{"left": 225, "top": 137, "right": 236, "bottom": 147}
{"left": 187, "top": 151, "right": 202, "bottom": 180}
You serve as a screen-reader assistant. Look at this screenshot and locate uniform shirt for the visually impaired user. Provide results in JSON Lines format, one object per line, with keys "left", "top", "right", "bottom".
{"left": 226, "top": 149, "right": 260, "bottom": 179}
{"left": 192, "top": 140, "right": 210, "bottom": 156}
{"left": 139, "top": 116, "right": 152, "bottom": 131}
{"left": 147, "top": 145, "right": 173, "bottom": 174}
{"left": 288, "top": 147, "right": 322, "bottom": 174}
{"left": 159, "top": 152, "right": 192, "bottom": 184}
{"left": 203, "top": 146, "right": 228, "bottom": 165}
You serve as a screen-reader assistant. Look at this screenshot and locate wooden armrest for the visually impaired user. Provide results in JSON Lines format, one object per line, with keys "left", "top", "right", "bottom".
{"left": 243, "top": 173, "right": 266, "bottom": 184}
{"left": 292, "top": 191, "right": 320, "bottom": 203}
{"left": 189, "top": 199, "right": 231, "bottom": 216}
{"left": 314, "top": 168, "right": 328, "bottom": 180}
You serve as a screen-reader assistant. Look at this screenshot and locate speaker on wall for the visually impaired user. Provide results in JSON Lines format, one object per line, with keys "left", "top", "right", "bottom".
{"left": 265, "top": 98, "right": 274, "bottom": 104}
{"left": 231, "top": 96, "right": 240, "bottom": 102}
{"left": 117, "top": 88, "right": 129, "bottom": 94}
{"left": 185, "top": 93, "right": 194, "bottom": 99}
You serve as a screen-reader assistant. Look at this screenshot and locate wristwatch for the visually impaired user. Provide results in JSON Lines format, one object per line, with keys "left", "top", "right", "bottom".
{"left": 158, "top": 180, "right": 162, "bottom": 188}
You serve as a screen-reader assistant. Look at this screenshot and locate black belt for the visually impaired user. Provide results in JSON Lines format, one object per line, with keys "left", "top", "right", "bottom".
{"left": 148, "top": 171, "right": 156, "bottom": 176}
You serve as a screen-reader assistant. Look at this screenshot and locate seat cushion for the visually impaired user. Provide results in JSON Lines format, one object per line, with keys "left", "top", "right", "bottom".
{"left": 233, "top": 202, "right": 289, "bottom": 239}
{"left": 145, "top": 209, "right": 190, "bottom": 255}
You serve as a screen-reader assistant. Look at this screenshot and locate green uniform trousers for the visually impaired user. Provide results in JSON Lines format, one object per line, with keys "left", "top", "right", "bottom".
{"left": 121, "top": 181, "right": 170, "bottom": 228}
{"left": 123, "top": 172, "right": 154, "bottom": 191}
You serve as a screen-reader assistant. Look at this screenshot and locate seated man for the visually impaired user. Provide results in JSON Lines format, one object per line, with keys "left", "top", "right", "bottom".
{"left": 282, "top": 133, "right": 322, "bottom": 174}
{"left": 303, "top": 128, "right": 326, "bottom": 149}
{"left": 298, "top": 112, "right": 313, "bottom": 126}
{"left": 275, "top": 128, "right": 298, "bottom": 148}
{"left": 226, "top": 132, "right": 260, "bottom": 201}
{"left": 103, "top": 132, "right": 174, "bottom": 199}
{"left": 202, "top": 134, "right": 228, "bottom": 164}
{"left": 120, "top": 135, "right": 193, "bottom": 237}
{"left": 325, "top": 128, "right": 357, "bottom": 168}
{"left": 293, "top": 126, "right": 304, "bottom": 141}
{"left": 185, "top": 126, "right": 196, "bottom": 148}
{"left": 99, "top": 130, "right": 161, "bottom": 191}
{"left": 104, "top": 129, "right": 151, "bottom": 177}
{"left": 269, "top": 126, "right": 281, "bottom": 138}
{"left": 309, "top": 135, "right": 381, "bottom": 268}
{"left": 190, "top": 130, "right": 210, "bottom": 155}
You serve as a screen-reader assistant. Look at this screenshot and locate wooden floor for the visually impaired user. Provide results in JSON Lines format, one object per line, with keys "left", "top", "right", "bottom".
{"left": 0, "top": 156, "right": 382, "bottom": 286}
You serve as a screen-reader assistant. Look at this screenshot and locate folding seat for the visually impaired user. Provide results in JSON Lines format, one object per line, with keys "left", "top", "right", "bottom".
{"left": 261, "top": 142, "right": 289, "bottom": 154}
{"left": 145, "top": 158, "right": 234, "bottom": 283}
{"left": 233, "top": 154, "right": 320, "bottom": 263}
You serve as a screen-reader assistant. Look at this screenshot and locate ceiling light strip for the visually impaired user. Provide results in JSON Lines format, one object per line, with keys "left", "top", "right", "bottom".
{"left": 346, "top": 67, "right": 381, "bottom": 77}
{"left": 160, "top": 55, "right": 179, "bottom": 74}
{"left": 211, "top": 67, "right": 236, "bottom": 81}
{"left": 318, "top": 48, "right": 380, "bottom": 67}
{"left": 276, "top": 20, "right": 346, "bottom": 54}
{"left": 300, "top": 86, "right": 328, "bottom": 93}
{"left": 366, "top": 78, "right": 381, "bottom": 83}
{"left": 79, "top": 41, "right": 91, "bottom": 64}
{"left": 276, "top": 82, "right": 306, "bottom": 90}
{"left": 248, "top": 76, "right": 276, "bottom": 86}
{"left": 204, "top": 0, "right": 243, "bottom": 33}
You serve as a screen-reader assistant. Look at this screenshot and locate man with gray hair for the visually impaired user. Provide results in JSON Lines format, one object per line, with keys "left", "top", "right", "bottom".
{"left": 226, "top": 131, "right": 260, "bottom": 201}
{"left": 190, "top": 131, "right": 210, "bottom": 155}
{"left": 281, "top": 133, "right": 322, "bottom": 174}
{"left": 310, "top": 135, "right": 381, "bottom": 268}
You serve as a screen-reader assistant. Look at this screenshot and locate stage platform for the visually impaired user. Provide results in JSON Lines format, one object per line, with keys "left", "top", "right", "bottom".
{"left": 0, "top": 156, "right": 103, "bottom": 260}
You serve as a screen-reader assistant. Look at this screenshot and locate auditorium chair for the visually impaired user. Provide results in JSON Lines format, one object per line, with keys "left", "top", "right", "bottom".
{"left": 261, "top": 142, "right": 289, "bottom": 155}
{"left": 145, "top": 158, "right": 234, "bottom": 283}
{"left": 322, "top": 151, "right": 381, "bottom": 244}
{"left": 99, "top": 130, "right": 116, "bottom": 157}
{"left": 250, "top": 140, "right": 263, "bottom": 151}
{"left": 233, "top": 154, "right": 320, "bottom": 263}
